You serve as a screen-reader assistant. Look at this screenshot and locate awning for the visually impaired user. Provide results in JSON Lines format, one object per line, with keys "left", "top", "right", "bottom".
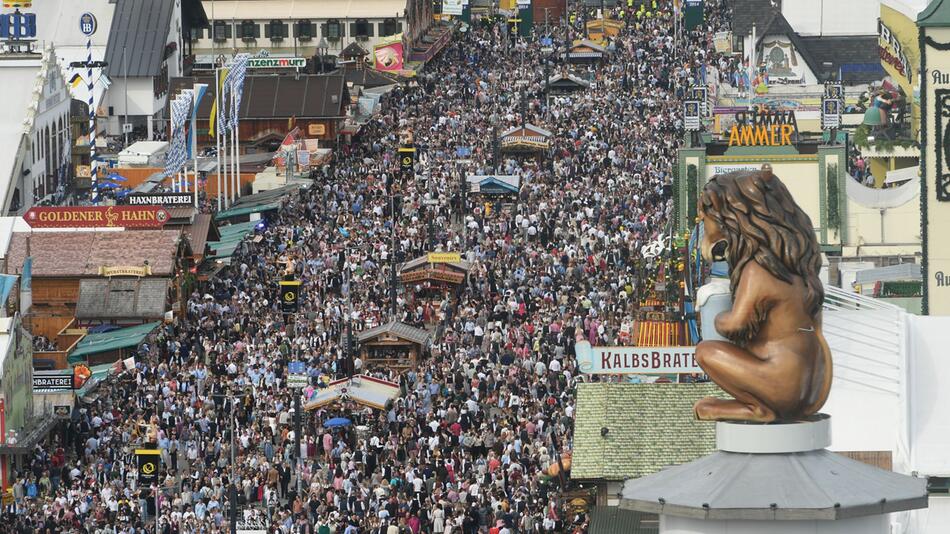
{"left": 206, "top": 220, "right": 258, "bottom": 261}
{"left": 478, "top": 177, "right": 519, "bottom": 194}
{"left": 885, "top": 165, "right": 919, "bottom": 184}
{"left": 214, "top": 201, "right": 282, "bottom": 220}
{"left": 69, "top": 322, "right": 161, "bottom": 363}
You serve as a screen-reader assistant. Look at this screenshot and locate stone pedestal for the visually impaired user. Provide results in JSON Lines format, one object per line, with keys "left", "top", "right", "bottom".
{"left": 620, "top": 415, "right": 927, "bottom": 534}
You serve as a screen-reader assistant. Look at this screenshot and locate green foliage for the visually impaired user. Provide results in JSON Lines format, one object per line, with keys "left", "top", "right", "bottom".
{"left": 687, "top": 164, "right": 698, "bottom": 226}
{"left": 879, "top": 280, "right": 922, "bottom": 298}
{"left": 826, "top": 163, "right": 840, "bottom": 232}
{"left": 853, "top": 124, "right": 919, "bottom": 152}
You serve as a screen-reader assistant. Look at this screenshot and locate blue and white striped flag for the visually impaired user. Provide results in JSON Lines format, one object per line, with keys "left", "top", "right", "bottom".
{"left": 229, "top": 53, "right": 250, "bottom": 130}
{"left": 165, "top": 92, "right": 192, "bottom": 177}
{"left": 218, "top": 62, "right": 234, "bottom": 134}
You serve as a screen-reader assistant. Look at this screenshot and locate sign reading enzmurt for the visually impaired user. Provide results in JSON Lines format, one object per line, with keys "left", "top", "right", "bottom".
{"left": 248, "top": 57, "right": 306, "bottom": 69}
{"left": 727, "top": 110, "right": 798, "bottom": 147}
{"left": 574, "top": 340, "right": 702, "bottom": 374}
{"left": 23, "top": 206, "right": 170, "bottom": 228}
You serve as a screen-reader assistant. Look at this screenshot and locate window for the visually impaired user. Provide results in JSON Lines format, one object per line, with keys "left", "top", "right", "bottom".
{"left": 325, "top": 19, "right": 342, "bottom": 40}
{"left": 354, "top": 19, "right": 371, "bottom": 38}
{"left": 929, "top": 477, "right": 950, "bottom": 495}
{"left": 188, "top": 27, "right": 203, "bottom": 40}
{"left": 239, "top": 20, "right": 259, "bottom": 40}
{"left": 381, "top": 18, "right": 399, "bottom": 37}
{"left": 213, "top": 21, "right": 230, "bottom": 41}
{"left": 266, "top": 20, "right": 288, "bottom": 40}
{"left": 295, "top": 19, "right": 314, "bottom": 40}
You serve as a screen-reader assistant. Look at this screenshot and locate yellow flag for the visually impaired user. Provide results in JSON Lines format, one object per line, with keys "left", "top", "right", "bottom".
{"left": 209, "top": 68, "right": 228, "bottom": 138}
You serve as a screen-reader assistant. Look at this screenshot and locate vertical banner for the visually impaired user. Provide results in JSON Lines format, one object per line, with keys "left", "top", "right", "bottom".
{"left": 684, "top": 0, "right": 704, "bottom": 31}
{"left": 279, "top": 280, "right": 302, "bottom": 314}
{"left": 136, "top": 447, "right": 161, "bottom": 484}
{"left": 684, "top": 101, "right": 701, "bottom": 131}
{"left": 374, "top": 40, "right": 405, "bottom": 72}
{"left": 399, "top": 146, "right": 415, "bottom": 175}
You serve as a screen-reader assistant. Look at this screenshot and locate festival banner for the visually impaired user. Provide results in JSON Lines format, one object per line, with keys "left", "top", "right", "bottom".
{"left": 279, "top": 280, "right": 302, "bottom": 314}
{"left": 23, "top": 206, "right": 171, "bottom": 229}
{"left": 574, "top": 340, "right": 702, "bottom": 374}
{"left": 374, "top": 41, "right": 404, "bottom": 72}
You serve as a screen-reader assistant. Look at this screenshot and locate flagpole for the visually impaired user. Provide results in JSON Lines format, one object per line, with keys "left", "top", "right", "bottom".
{"left": 230, "top": 81, "right": 237, "bottom": 205}
{"left": 215, "top": 67, "right": 222, "bottom": 212}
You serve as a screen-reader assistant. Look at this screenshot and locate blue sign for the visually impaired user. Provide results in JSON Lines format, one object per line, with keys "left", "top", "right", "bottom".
{"left": 288, "top": 361, "right": 305, "bottom": 374}
{"left": 0, "top": 11, "right": 36, "bottom": 39}
{"left": 455, "top": 146, "right": 472, "bottom": 157}
{"left": 79, "top": 12, "right": 97, "bottom": 36}
{"left": 540, "top": 37, "right": 553, "bottom": 47}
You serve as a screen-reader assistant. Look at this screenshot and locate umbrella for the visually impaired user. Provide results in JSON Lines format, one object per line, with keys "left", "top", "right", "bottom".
{"left": 106, "top": 173, "right": 128, "bottom": 182}
{"left": 95, "top": 181, "right": 119, "bottom": 189}
{"left": 323, "top": 417, "right": 351, "bottom": 428}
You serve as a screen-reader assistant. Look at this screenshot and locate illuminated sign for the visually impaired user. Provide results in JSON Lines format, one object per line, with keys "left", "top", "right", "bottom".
{"left": 0, "top": 9, "right": 36, "bottom": 39}
{"left": 125, "top": 192, "right": 194, "bottom": 206}
{"left": 308, "top": 123, "right": 326, "bottom": 136}
{"left": 23, "top": 206, "right": 171, "bottom": 228}
{"left": 879, "top": 20, "right": 912, "bottom": 83}
{"left": 727, "top": 110, "right": 798, "bottom": 147}
{"left": 248, "top": 57, "right": 306, "bottom": 68}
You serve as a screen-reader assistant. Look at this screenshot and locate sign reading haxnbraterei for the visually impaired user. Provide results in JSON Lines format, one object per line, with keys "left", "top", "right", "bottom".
{"left": 124, "top": 192, "right": 194, "bottom": 206}
{"left": 248, "top": 57, "right": 306, "bottom": 69}
{"left": 33, "top": 371, "right": 73, "bottom": 391}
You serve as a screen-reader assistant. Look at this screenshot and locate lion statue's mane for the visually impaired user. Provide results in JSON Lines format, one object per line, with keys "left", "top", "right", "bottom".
{"left": 700, "top": 172, "right": 824, "bottom": 335}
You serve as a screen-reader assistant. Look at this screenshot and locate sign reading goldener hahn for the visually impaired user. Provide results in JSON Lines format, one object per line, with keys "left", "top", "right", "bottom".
{"left": 24, "top": 206, "right": 170, "bottom": 229}
{"left": 574, "top": 340, "right": 702, "bottom": 374}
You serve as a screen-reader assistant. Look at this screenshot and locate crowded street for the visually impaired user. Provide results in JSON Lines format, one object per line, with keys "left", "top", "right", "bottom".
{"left": 4, "top": 2, "right": 732, "bottom": 533}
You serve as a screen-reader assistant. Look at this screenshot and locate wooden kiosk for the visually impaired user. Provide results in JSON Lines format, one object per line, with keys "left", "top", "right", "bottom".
{"left": 356, "top": 321, "right": 432, "bottom": 370}
{"left": 399, "top": 253, "right": 471, "bottom": 324}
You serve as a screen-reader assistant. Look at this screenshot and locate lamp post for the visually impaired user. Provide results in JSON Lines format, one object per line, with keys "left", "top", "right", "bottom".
{"left": 317, "top": 38, "right": 329, "bottom": 74}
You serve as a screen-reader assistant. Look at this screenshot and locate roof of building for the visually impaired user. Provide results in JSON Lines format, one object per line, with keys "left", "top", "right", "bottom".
{"left": 797, "top": 36, "right": 886, "bottom": 84}
{"left": 69, "top": 321, "right": 161, "bottom": 362}
{"left": 341, "top": 42, "right": 369, "bottom": 58}
{"left": 620, "top": 448, "right": 928, "bottom": 520}
{"left": 500, "top": 124, "right": 553, "bottom": 138}
{"left": 588, "top": 507, "right": 658, "bottom": 534}
{"left": 170, "top": 75, "right": 348, "bottom": 120}
{"left": 76, "top": 278, "right": 171, "bottom": 320}
{"left": 356, "top": 321, "right": 431, "bottom": 345}
{"left": 571, "top": 383, "right": 724, "bottom": 481}
{"left": 730, "top": 0, "right": 781, "bottom": 36}
{"left": 183, "top": 213, "right": 219, "bottom": 257}
{"left": 919, "top": 0, "right": 950, "bottom": 25}
{"left": 105, "top": 0, "right": 176, "bottom": 77}
{"left": 854, "top": 262, "right": 922, "bottom": 284}
{"left": 399, "top": 255, "right": 472, "bottom": 273}
{"left": 548, "top": 73, "right": 591, "bottom": 88}
{"left": 338, "top": 67, "right": 399, "bottom": 89}
{"left": 4, "top": 230, "right": 183, "bottom": 278}
{"left": 751, "top": 7, "right": 823, "bottom": 79}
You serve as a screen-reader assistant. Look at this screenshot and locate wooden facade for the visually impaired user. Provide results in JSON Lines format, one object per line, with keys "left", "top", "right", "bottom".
{"left": 356, "top": 322, "right": 431, "bottom": 371}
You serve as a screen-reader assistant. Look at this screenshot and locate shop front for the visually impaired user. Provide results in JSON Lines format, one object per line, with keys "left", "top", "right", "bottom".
{"left": 356, "top": 321, "right": 431, "bottom": 371}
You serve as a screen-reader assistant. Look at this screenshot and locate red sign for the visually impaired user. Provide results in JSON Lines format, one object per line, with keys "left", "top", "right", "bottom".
{"left": 23, "top": 206, "right": 171, "bottom": 229}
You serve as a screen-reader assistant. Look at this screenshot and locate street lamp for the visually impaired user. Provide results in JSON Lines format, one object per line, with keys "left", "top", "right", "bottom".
{"left": 317, "top": 38, "right": 329, "bottom": 74}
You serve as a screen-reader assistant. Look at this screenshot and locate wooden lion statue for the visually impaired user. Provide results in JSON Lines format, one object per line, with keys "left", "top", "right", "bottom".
{"left": 694, "top": 169, "right": 833, "bottom": 423}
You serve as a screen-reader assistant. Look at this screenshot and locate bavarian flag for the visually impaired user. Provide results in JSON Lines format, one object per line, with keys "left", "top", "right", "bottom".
{"left": 208, "top": 68, "right": 228, "bottom": 138}
{"left": 68, "top": 73, "right": 84, "bottom": 89}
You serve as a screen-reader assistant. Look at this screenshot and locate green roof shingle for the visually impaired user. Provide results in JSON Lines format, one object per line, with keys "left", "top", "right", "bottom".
{"left": 571, "top": 383, "right": 725, "bottom": 481}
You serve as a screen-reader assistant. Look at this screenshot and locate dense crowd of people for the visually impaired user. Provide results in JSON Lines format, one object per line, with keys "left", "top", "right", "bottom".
{"left": 4, "top": 1, "right": 732, "bottom": 532}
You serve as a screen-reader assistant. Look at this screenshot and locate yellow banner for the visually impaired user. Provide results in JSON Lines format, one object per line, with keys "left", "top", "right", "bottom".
{"left": 134, "top": 449, "right": 161, "bottom": 455}
{"left": 428, "top": 252, "right": 461, "bottom": 263}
